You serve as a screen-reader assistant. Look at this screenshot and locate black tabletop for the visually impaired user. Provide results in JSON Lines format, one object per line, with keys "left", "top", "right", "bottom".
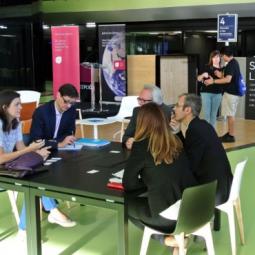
{"left": 26, "top": 142, "right": 130, "bottom": 202}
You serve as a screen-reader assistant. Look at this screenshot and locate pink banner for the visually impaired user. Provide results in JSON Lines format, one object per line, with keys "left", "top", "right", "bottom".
{"left": 51, "top": 26, "right": 80, "bottom": 98}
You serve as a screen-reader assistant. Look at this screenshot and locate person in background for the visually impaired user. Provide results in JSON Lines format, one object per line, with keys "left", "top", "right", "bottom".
{"left": 197, "top": 50, "right": 223, "bottom": 128}
{"left": 123, "top": 102, "right": 197, "bottom": 254}
{"left": 205, "top": 46, "right": 241, "bottom": 143}
{"left": 122, "top": 84, "right": 172, "bottom": 150}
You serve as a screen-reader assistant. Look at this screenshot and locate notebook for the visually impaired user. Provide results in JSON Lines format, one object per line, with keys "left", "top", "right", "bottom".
{"left": 76, "top": 138, "right": 110, "bottom": 147}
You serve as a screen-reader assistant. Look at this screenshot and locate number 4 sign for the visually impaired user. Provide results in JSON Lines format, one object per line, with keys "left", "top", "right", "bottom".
{"left": 217, "top": 14, "right": 238, "bottom": 42}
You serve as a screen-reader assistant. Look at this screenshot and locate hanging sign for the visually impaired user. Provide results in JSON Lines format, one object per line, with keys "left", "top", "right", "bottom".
{"left": 217, "top": 14, "right": 238, "bottom": 42}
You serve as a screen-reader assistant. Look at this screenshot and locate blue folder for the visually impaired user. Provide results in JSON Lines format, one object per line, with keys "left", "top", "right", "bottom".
{"left": 76, "top": 138, "right": 110, "bottom": 147}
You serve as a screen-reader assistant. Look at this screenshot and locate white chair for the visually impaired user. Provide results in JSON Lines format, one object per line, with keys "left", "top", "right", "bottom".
{"left": 216, "top": 159, "right": 247, "bottom": 255}
{"left": 140, "top": 181, "right": 217, "bottom": 255}
{"left": 107, "top": 96, "right": 139, "bottom": 141}
{"left": 17, "top": 90, "right": 41, "bottom": 107}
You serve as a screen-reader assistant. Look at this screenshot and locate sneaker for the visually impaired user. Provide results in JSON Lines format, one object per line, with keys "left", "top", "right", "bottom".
{"left": 220, "top": 133, "right": 235, "bottom": 143}
{"left": 48, "top": 213, "right": 76, "bottom": 228}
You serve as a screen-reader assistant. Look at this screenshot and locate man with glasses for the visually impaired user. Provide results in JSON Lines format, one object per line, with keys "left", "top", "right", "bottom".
{"left": 22, "top": 84, "right": 79, "bottom": 229}
{"left": 30, "top": 83, "right": 78, "bottom": 150}
{"left": 123, "top": 85, "right": 172, "bottom": 149}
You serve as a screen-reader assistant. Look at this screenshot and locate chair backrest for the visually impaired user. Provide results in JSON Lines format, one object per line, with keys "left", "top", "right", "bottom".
{"left": 20, "top": 102, "right": 37, "bottom": 121}
{"left": 173, "top": 181, "right": 217, "bottom": 235}
{"left": 17, "top": 90, "right": 41, "bottom": 107}
{"left": 113, "top": 96, "right": 139, "bottom": 119}
{"left": 20, "top": 102, "right": 37, "bottom": 135}
{"left": 229, "top": 159, "right": 247, "bottom": 201}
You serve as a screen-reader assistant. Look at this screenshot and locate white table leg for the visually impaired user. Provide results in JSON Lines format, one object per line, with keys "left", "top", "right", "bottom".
{"left": 93, "top": 125, "right": 98, "bottom": 139}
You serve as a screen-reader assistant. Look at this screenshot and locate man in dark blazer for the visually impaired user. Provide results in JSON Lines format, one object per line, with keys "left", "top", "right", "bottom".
{"left": 122, "top": 85, "right": 172, "bottom": 149}
{"left": 171, "top": 93, "right": 233, "bottom": 205}
{"left": 170, "top": 93, "right": 233, "bottom": 232}
{"left": 30, "top": 83, "right": 79, "bottom": 150}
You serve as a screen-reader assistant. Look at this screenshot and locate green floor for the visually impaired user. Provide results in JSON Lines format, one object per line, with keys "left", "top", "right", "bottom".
{"left": 0, "top": 146, "right": 254, "bottom": 255}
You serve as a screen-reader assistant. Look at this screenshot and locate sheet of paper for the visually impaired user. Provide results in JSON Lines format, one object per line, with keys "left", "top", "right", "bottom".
{"left": 86, "top": 169, "right": 100, "bottom": 174}
{"left": 58, "top": 143, "right": 83, "bottom": 151}
{"left": 109, "top": 150, "right": 121, "bottom": 154}
{"left": 112, "top": 169, "right": 124, "bottom": 179}
{"left": 51, "top": 157, "right": 62, "bottom": 160}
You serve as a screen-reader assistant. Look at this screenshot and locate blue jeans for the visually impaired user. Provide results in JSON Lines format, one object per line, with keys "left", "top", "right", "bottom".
{"left": 19, "top": 196, "right": 57, "bottom": 230}
{"left": 201, "top": 93, "right": 222, "bottom": 128}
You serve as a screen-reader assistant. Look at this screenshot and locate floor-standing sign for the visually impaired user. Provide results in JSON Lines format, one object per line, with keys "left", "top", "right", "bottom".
{"left": 98, "top": 24, "right": 126, "bottom": 103}
{"left": 51, "top": 26, "right": 80, "bottom": 98}
{"left": 245, "top": 57, "right": 255, "bottom": 119}
{"left": 217, "top": 14, "right": 238, "bottom": 44}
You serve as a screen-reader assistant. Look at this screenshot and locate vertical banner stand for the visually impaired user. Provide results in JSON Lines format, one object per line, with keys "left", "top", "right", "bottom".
{"left": 82, "top": 62, "right": 96, "bottom": 112}
{"left": 98, "top": 65, "right": 109, "bottom": 113}
{"left": 90, "top": 63, "right": 95, "bottom": 111}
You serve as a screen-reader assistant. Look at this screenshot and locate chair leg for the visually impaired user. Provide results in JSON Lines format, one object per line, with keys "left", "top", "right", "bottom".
{"left": 7, "top": 190, "right": 20, "bottom": 225}
{"left": 140, "top": 227, "right": 154, "bottom": 255}
{"left": 66, "top": 201, "right": 71, "bottom": 209}
{"left": 120, "top": 121, "right": 125, "bottom": 142}
{"left": 193, "top": 223, "right": 215, "bottom": 255}
{"left": 77, "top": 108, "right": 84, "bottom": 138}
{"left": 174, "top": 233, "right": 186, "bottom": 255}
{"left": 202, "top": 223, "right": 215, "bottom": 255}
{"left": 226, "top": 206, "right": 236, "bottom": 255}
{"left": 234, "top": 197, "right": 245, "bottom": 245}
{"left": 213, "top": 208, "right": 221, "bottom": 231}
{"left": 80, "top": 124, "right": 84, "bottom": 138}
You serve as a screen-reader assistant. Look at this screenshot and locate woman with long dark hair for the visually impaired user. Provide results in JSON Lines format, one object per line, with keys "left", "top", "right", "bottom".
{"left": 0, "top": 90, "right": 76, "bottom": 239}
{"left": 0, "top": 90, "right": 48, "bottom": 164}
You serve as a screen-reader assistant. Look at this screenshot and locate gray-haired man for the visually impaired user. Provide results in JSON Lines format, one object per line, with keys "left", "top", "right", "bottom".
{"left": 122, "top": 85, "right": 172, "bottom": 149}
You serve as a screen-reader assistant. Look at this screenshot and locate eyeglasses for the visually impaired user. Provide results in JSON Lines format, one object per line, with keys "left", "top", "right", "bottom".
{"left": 137, "top": 97, "right": 152, "bottom": 104}
{"left": 61, "top": 96, "right": 76, "bottom": 106}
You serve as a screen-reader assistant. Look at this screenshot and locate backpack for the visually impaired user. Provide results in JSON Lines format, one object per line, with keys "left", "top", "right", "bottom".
{"left": 237, "top": 73, "right": 246, "bottom": 96}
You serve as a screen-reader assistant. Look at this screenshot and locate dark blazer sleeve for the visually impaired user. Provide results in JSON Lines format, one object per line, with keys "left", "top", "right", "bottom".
{"left": 123, "top": 140, "right": 146, "bottom": 191}
{"left": 122, "top": 107, "right": 139, "bottom": 145}
{"left": 30, "top": 105, "right": 59, "bottom": 149}
{"left": 185, "top": 125, "right": 206, "bottom": 177}
{"left": 56, "top": 106, "right": 76, "bottom": 142}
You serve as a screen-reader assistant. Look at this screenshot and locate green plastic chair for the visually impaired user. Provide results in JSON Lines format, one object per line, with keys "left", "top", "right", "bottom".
{"left": 140, "top": 181, "right": 217, "bottom": 255}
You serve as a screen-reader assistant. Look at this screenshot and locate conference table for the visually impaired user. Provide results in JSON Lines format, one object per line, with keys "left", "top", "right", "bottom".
{"left": 0, "top": 142, "right": 130, "bottom": 255}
